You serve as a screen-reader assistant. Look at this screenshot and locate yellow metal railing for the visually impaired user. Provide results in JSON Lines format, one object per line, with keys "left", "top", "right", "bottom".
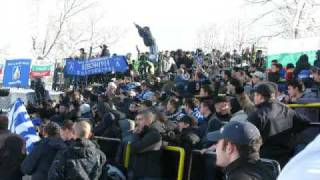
{"left": 164, "top": 146, "right": 185, "bottom": 180}
{"left": 124, "top": 142, "right": 131, "bottom": 169}
{"left": 123, "top": 144, "right": 185, "bottom": 180}
{"left": 287, "top": 103, "right": 320, "bottom": 108}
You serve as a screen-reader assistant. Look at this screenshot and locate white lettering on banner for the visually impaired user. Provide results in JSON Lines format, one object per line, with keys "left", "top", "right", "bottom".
{"left": 8, "top": 80, "right": 22, "bottom": 85}
{"left": 7, "top": 61, "right": 30, "bottom": 66}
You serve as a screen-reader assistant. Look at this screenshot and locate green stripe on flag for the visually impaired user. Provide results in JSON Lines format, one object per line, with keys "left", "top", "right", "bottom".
{"left": 267, "top": 50, "right": 317, "bottom": 68}
{"left": 32, "top": 65, "right": 51, "bottom": 71}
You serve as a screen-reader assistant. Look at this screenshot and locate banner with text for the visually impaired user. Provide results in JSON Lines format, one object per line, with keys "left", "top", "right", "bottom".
{"left": 3, "top": 59, "right": 31, "bottom": 87}
{"left": 65, "top": 56, "right": 128, "bottom": 76}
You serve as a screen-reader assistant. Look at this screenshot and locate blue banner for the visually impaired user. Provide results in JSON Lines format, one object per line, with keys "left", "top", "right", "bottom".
{"left": 65, "top": 56, "right": 129, "bottom": 76}
{"left": 3, "top": 59, "right": 31, "bottom": 88}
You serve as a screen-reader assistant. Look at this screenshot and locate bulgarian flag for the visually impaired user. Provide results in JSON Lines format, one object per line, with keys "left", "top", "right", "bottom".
{"left": 30, "top": 65, "right": 51, "bottom": 77}
{"left": 267, "top": 37, "right": 320, "bottom": 68}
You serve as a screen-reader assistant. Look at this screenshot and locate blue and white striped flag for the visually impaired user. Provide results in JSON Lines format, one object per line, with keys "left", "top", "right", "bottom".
{"left": 7, "top": 98, "right": 40, "bottom": 153}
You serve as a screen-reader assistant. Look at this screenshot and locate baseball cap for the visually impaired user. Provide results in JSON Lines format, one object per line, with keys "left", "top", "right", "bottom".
{"left": 207, "top": 121, "right": 261, "bottom": 145}
{"left": 251, "top": 71, "right": 265, "bottom": 80}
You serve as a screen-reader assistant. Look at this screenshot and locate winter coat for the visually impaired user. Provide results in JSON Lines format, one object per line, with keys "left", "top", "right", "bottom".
{"left": 21, "top": 137, "right": 66, "bottom": 180}
{"left": 247, "top": 100, "right": 310, "bottom": 167}
{"left": 224, "top": 158, "right": 276, "bottom": 180}
{"left": 207, "top": 113, "right": 231, "bottom": 133}
{"left": 48, "top": 138, "right": 106, "bottom": 180}
{"left": 130, "top": 126, "right": 162, "bottom": 179}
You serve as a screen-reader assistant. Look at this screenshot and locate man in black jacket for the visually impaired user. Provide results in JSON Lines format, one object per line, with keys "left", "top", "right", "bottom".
{"left": 199, "top": 99, "right": 216, "bottom": 138}
{"left": 175, "top": 115, "right": 200, "bottom": 149}
{"left": 207, "top": 121, "right": 276, "bottom": 180}
{"left": 248, "top": 83, "right": 310, "bottom": 167}
{"left": 0, "top": 115, "right": 25, "bottom": 180}
{"left": 21, "top": 122, "right": 66, "bottom": 180}
{"left": 130, "top": 109, "right": 162, "bottom": 180}
{"left": 48, "top": 121, "right": 106, "bottom": 180}
{"left": 207, "top": 96, "right": 231, "bottom": 132}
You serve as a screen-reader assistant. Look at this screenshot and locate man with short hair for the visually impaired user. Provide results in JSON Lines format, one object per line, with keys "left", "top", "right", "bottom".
{"left": 207, "top": 121, "right": 276, "bottom": 180}
{"left": 207, "top": 96, "right": 231, "bottom": 132}
{"left": 175, "top": 115, "right": 200, "bottom": 149}
{"left": 199, "top": 84, "right": 214, "bottom": 98}
{"left": 48, "top": 121, "right": 106, "bottom": 180}
{"left": 50, "top": 104, "right": 69, "bottom": 126}
{"left": 248, "top": 83, "right": 310, "bottom": 167}
{"left": 199, "top": 100, "right": 216, "bottom": 138}
{"left": 22, "top": 122, "right": 66, "bottom": 180}
{"left": 244, "top": 71, "right": 265, "bottom": 96}
{"left": 283, "top": 79, "right": 316, "bottom": 103}
{"left": 130, "top": 110, "right": 162, "bottom": 180}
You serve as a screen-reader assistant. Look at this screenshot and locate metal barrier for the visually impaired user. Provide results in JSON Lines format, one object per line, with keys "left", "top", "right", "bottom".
{"left": 94, "top": 136, "right": 122, "bottom": 142}
{"left": 163, "top": 146, "right": 186, "bottom": 180}
{"left": 189, "top": 150, "right": 220, "bottom": 180}
{"left": 287, "top": 103, "right": 320, "bottom": 108}
{"left": 124, "top": 142, "right": 131, "bottom": 169}
{"left": 94, "top": 136, "right": 121, "bottom": 163}
{"left": 123, "top": 144, "right": 185, "bottom": 180}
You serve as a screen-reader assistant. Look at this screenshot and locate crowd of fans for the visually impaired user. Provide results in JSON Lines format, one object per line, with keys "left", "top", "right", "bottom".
{"left": 1, "top": 47, "right": 320, "bottom": 180}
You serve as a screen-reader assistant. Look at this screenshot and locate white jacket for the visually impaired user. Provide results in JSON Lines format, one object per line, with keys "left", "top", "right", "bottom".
{"left": 277, "top": 135, "right": 320, "bottom": 180}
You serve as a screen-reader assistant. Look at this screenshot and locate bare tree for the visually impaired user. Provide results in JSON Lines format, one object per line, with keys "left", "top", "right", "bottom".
{"left": 195, "top": 24, "right": 231, "bottom": 52}
{"left": 195, "top": 20, "right": 255, "bottom": 52}
{"left": 31, "top": 0, "right": 96, "bottom": 59}
{"left": 54, "top": 13, "right": 127, "bottom": 60}
{"left": 246, "top": 0, "right": 320, "bottom": 39}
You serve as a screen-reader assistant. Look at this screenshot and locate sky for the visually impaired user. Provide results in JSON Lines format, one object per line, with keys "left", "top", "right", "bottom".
{"left": 0, "top": 0, "right": 248, "bottom": 59}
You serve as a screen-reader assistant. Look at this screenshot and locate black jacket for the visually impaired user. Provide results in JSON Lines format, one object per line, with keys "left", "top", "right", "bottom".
{"left": 224, "top": 158, "right": 276, "bottom": 180}
{"left": 247, "top": 100, "right": 309, "bottom": 167}
{"left": 131, "top": 126, "right": 162, "bottom": 179}
{"left": 198, "top": 113, "right": 216, "bottom": 138}
{"left": 0, "top": 130, "right": 25, "bottom": 180}
{"left": 48, "top": 138, "right": 106, "bottom": 180}
{"left": 21, "top": 137, "right": 66, "bottom": 180}
{"left": 207, "top": 113, "right": 231, "bottom": 133}
{"left": 174, "top": 127, "right": 201, "bottom": 149}
{"left": 135, "top": 24, "right": 155, "bottom": 47}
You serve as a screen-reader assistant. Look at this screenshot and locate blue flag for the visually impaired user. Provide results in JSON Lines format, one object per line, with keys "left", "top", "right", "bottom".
{"left": 65, "top": 56, "right": 129, "bottom": 76}
{"left": 7, "top": 98, "right": 40, "bottom": 153}
{"left": 3, "top": 59, "right": 31, "bottom": 88}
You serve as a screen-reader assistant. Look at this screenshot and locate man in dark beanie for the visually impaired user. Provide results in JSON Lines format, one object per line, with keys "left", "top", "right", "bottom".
{"left": 248, "top": 83, "right": 310, "bottom": 167}
{"left": 0, "top": 115, "right": 25, "bottom": 180}
{"left": 21, "top": 122, "right": 66, "bottom": 180}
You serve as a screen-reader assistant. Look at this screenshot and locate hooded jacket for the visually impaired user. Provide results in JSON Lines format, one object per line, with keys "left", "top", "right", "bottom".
{"left": 21, "top": 137, "right": 66, "bottom": 180}
{"left": 48, "top": 138, "right": 106, "bottom": 180}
